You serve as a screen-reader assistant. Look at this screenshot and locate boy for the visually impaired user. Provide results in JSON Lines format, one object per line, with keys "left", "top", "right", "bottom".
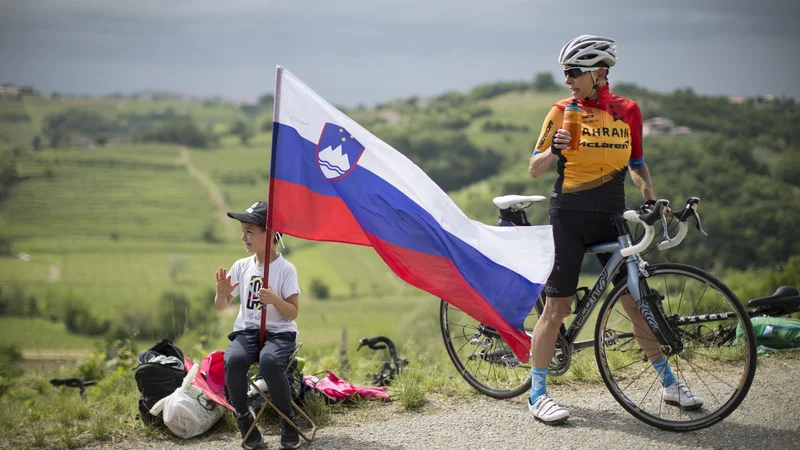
{"left": 215, "top": 201, "right": 302, "bottom": 449}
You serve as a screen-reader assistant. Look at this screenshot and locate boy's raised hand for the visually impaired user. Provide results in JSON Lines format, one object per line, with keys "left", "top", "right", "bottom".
{"left": 215, "top": 267, "right": 240, "bottom": 298}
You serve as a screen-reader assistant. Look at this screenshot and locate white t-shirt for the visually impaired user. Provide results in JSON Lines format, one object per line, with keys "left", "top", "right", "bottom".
{"left": 228, "top": 254, "right": 301, "bottom": 334}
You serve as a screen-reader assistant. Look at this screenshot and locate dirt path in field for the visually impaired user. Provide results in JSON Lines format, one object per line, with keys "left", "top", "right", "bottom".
{"left": 21, "top": 349, "right": 90, "bottom": 371}
{"left": 83, "top": 356, "right": 800, "bottom": 450}
{"left": 178, "top": 147, "right": 233, "bottom": 236}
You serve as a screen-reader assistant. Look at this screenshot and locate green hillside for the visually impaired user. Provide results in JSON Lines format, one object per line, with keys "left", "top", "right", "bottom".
{"left": 1, "top": 77, "right": 798, "bottom": 357}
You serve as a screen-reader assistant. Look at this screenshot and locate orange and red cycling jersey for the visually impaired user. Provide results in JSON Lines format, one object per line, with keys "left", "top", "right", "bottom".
{"left": 533, "top": 85, "right": 644, "bottom": 213}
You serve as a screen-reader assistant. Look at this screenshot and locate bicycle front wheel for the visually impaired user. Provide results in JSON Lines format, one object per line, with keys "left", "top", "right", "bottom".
{"left": 440, "top": 297, "right": 543, "bottom": 399}
{"left": 595, "top": 263, "right": 757, "bottom": 431}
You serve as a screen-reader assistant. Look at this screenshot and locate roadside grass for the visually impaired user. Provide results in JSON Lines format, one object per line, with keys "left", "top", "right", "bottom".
{"left": 0, "top": 336, "right": 470, "bottom": 449}
{"left": 4, "top": 285, "right": 781, "bottom": 449}
{"left": 0, "top": 364, "right": 140, "bottom": 450}
{"left": 10, "top": 335, "right": 766, "bottom": 449}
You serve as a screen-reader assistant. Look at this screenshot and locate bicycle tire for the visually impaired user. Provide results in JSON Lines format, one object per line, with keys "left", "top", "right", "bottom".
{"left": 439, "top": 297, "right": 543, "bottom": 399}
{"left": 594, "top": 263, "right": 757, "bottom": 431}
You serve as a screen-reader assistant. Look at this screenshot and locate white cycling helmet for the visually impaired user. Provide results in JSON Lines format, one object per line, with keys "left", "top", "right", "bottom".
{"left": 558, "top": 35, "right": 617, "bottom": 67}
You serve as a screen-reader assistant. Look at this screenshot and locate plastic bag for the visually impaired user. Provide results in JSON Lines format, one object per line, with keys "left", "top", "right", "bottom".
{"left": 149, "top": 363, "right": 224, "bottom": 439}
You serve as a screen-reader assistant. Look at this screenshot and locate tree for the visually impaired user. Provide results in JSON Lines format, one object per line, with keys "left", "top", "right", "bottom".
{"left": 0, "top": 153, "right": 19, "bottom": 193}
{"left": 0, "top": 235, "right": 11, "bottom": 256}
{"left": 143, "top": 118, "right": 209, "bottom": 149}
{"left": 309, "top": 278, "right": 330, "bottom": 299}
{"left": 258, "top": 93, "right": 274, "bottom": 107}
{"left": 533, "top": 72, "right": 558, "bottom": 91}
{"left": 229, "top": 119, "right": 254, "bottom": 145}
{"left": 63, "top": 298, "right": 111, "bottom": 336}
{"left": 201, "top": 222, "right": 222, "bottom": 243}
{"left": 43, "top": 108, "right": 122, "bottom": 148}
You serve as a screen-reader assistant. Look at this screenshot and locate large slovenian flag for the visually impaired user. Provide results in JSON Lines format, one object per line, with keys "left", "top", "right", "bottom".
{"left": 268, "top": 66, "right": 554, "bottom": 361}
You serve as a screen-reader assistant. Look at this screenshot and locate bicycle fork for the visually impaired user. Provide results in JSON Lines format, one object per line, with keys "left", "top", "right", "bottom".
{"left": 625, "top": 257, "right": 684, "bottom": 357}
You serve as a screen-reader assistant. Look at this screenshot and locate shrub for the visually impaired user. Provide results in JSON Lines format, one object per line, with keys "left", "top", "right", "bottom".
{"left": 64, "top": 298, "right": 111, "bottom": 336}
{"left": 158, "top": 291, "right": 191, "bottom": 340}
{"left": 111, "top": 307, "right": 160, "bottom": 340}
{"left": 201, "top": 222, "right": 222, "bottom": 243}
{"left": 76, "top": 352, "right": 107, "bottom": 381}
{"left": 0, "top": 285, "right": 42, "bottom": 317}
{"left": 309, "top": 278, "right": 330, "bottom": 300}
{"left": 0, "top": 235, "right": 12, "bottom": 256}
{"left": 189, "top": 287, "right": 219, "bottom": 333}
{"left": 0, "top": 343, "right": 23, "bottom": 380}
{"left": 167, "top": 254, "right": 191, "bottom": 282}
{"left": 142, "top": 118, "right": 209, "bottom": 149}
{"left": 394, "top": 369, "right": 427, "bottom": 410}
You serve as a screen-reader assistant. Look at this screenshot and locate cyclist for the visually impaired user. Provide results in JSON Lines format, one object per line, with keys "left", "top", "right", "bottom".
{"left": 526, "top": 35, "right": 703, "bottom": 424}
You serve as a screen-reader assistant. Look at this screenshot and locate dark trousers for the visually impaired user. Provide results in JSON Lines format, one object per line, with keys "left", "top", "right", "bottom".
{"left": 224, "top": 329, "right": 296, "bottom": 420}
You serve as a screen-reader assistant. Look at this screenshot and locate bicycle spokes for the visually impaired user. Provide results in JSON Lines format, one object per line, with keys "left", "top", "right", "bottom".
{"left": 440, "top": 300, "right": 540, "bottom": 399}
{"left": 596, "top": 265, "right": 756, "bottom": 431}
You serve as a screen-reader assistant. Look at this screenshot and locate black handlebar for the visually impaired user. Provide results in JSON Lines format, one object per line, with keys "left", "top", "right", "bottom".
{"left": 670, "top": 197, "right": 705, "bottom": 233}
{"left": 357, "top": 336, "right": 409, "bottom": 386}
{"left": 638, "top": 199, "right": 670, "bottom": 226}
{"left": 50, "top": 378, "right": 96, "bottom": 401}
{"left": 671, "top": 197, "right": 700, "bottom": 222}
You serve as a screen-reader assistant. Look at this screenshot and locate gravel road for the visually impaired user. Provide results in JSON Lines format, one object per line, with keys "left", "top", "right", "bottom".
{"left": 85, "top": 356, "right": 800, "bottom": 450}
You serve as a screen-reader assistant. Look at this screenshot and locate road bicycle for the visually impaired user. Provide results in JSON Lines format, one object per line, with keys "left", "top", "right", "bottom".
{"left": 440, "top": 195, "right": 761, "bottom": 431}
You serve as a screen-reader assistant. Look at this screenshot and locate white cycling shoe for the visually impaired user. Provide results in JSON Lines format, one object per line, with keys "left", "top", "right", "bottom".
{"left": 662, "top": 381, "right": 704, "bottom": 410}
{"left": 528, "top": 394, "right": 570, "bottom": 424}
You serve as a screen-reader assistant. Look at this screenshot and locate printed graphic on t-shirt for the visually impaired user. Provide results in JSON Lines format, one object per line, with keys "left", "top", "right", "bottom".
{"left": 246, "top": 275, "right": 263, "bottom": 316}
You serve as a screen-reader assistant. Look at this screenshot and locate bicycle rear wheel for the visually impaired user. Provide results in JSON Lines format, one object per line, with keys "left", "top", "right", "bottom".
{"left": 595, "top": 263, "right": 757, "bottom": 431}
{"left": 439, "top": 296, "right": 543, "bottom": 399}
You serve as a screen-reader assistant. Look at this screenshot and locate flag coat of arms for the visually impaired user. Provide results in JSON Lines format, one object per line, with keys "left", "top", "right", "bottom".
{"left": 268, "top": 66, "right": 554, "bottom": 361}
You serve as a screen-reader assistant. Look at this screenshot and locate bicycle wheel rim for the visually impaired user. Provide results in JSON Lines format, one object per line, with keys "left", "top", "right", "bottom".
{"left": 595, "top": 263, "right": 757, "bottom": 431}
{"left": 439, "top": 299, "right": 540, "bottom": 399}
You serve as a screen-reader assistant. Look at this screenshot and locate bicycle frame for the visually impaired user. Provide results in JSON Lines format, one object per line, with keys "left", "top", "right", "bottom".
{"left": 554, "top": 215, "right": 680, "bottom": 354}
{"left": 560, "top": 229, "right": 634, "bottom": 350}
{"left": 499, "top": 201, "right": 690, "bottom": 356}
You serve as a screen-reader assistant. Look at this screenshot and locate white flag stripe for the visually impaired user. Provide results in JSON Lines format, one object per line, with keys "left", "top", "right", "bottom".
{"left": 275, "top": 66, "right": 555, "bottom": 285}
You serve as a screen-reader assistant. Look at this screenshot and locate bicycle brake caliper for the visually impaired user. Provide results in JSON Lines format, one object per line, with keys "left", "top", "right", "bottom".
{"left": 638, "top": 259, "right": 650, "bottom": 279}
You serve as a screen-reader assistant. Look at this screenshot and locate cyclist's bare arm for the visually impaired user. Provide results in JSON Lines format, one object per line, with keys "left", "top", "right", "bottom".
{"left": 630, "top": 163, "right": 656, "bottom": 201}
{"left": 529, "top": 106, "right": 563, "bottom": 179}
{"left": 529, "top": 150, "right": 558, "bottom": 179}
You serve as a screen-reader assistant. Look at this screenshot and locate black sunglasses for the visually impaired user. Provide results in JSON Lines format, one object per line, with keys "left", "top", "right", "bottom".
{"left": 563, "top": 67, "right": 600, "bottom": 78}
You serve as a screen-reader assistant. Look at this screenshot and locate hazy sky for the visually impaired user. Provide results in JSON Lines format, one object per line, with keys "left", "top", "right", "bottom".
{"left": 1, "top": 0, "right": 797, "bottom": 105}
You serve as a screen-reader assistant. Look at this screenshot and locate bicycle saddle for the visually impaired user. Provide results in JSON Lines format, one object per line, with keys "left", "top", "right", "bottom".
{"left": 492, "top": 195, "right": 546, "bottom": 210}
{"left": 748, "top": 286, "right": 800, "bottom": 313}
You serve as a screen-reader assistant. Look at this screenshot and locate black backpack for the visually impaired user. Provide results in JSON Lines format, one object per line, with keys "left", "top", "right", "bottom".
{"left": 134, "top": 338, "right": 187, "bottom": 426}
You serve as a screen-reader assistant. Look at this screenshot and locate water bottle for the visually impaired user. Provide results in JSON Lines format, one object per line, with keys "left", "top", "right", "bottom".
{"left": 563, "top": 100, "right": 583, "bottom": 151}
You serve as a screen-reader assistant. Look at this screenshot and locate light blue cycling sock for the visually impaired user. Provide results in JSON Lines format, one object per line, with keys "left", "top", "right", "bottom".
{"left": 651, "top": 356, "right": 677, "bottom": 387}
{"left": 529, "top": 367, "right": 549, "bottom": 403}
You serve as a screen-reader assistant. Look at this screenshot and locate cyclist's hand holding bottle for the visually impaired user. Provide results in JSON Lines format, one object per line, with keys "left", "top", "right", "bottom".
{"left": 551, "top": 100, "right": 583, "bottom": 156}
{"left": 550, "top": 129, "right": 572, "bottom": 156}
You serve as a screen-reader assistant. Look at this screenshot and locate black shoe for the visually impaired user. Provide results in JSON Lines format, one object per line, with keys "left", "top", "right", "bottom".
{"left": 279, "top": 415, "right": 301, "bottom": 449}
{"left": 236, "top": 412, "right": 263, "bottom": 450}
